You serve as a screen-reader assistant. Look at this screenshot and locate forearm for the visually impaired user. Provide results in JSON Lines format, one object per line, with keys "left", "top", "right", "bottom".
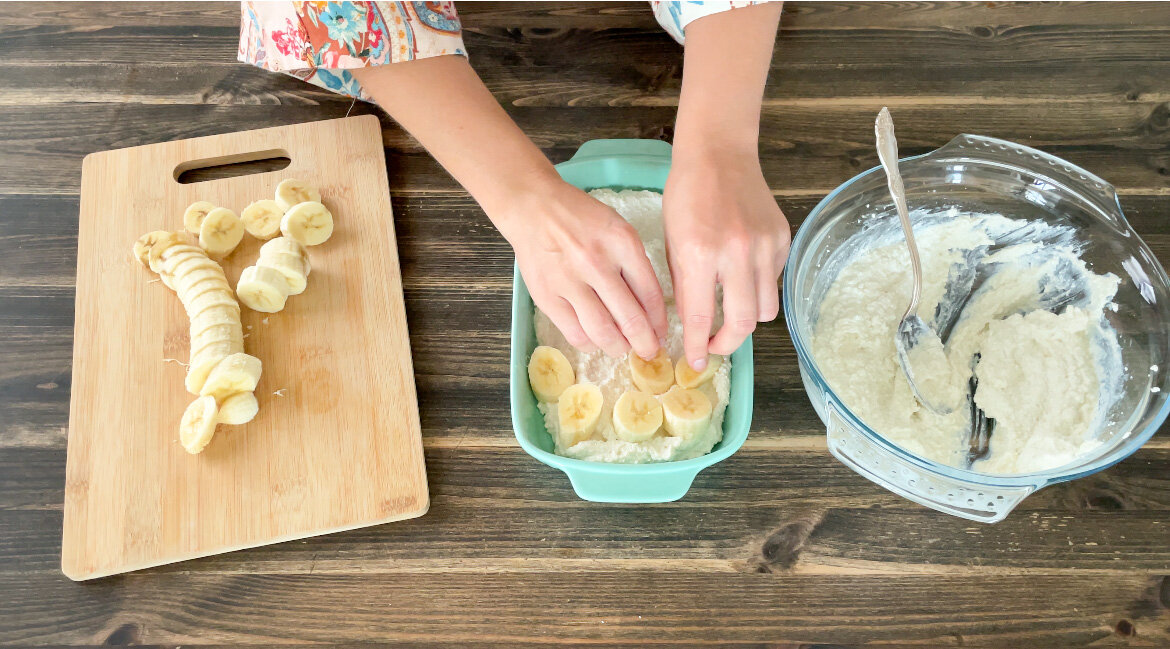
{"left": 350, "top": 57, "right": 560, "bottom": 230}
{"left": 673, "top": 3, "right": 782, "bottom": 158}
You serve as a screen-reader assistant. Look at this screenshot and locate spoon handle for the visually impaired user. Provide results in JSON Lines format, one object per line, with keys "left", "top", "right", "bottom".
{"left": 875, "top": 107, "right": 923, "bottom": 315}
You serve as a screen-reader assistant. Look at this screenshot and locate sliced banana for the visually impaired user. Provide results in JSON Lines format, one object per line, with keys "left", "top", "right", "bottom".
{"left": 236, "top": 265, "right": 291, "bottom": 313}
{"left": 280, "top": 201, "right": 334, "bottom": 246}
{"left": 183, "top": 201, "right": 217, "bottom": 234}
{"left": 256, "top": 236, "right": 310, "bottom": 295}
{"left": 179, "top": 395, "right": 219, "bottom": 454}
{"left": 173, "top": 266, "right": 229, "bottom": 297}
{"left": 557, "top": 383, "right": 603, "bottom": 446}
{"left": 200, "top": 353, "right": 262, "bottom": 401}
{"left": 274, "top": 178, "right": 321, "bottom": 212}
{"left": 217, "top": 391, "right": 259, "bottom": 425}
{"left": 660, "top": 385, "right": 713, "bottom": 441}
{"left": 185, "top": 342, "right": 241, "bottom": 395}
{"left": 133, "top": 230, "right": 172, "bottom": 268}
{"left": 147, "top": 231, "right": 196, "bottom": 273}
{"left": 187, "top": 289, "right": 241, "bottom": 317}
{"left": 199, "top": 207, "right": 245, "bottom": 257}
{"left": 612, "top": 390, "right": 663, "bottom": 443}
{"left": 528, "top": 345, "right": 575, "bottom": 403}
{"left": 240, "top": 199, "right": 285, "bottom": 240}
{"left": 629, "top": 349, "right": 675, "bottom": 395}
{"left": 675, "top": 354, "right": 722, "bottom": 389}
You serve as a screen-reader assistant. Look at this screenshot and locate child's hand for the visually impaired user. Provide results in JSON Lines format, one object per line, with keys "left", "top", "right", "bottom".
{"left": 663, "top": 149, "right": 790, "bottom": 369}
{"left": 499, "top": 179, "right": 668, "bottom": 359}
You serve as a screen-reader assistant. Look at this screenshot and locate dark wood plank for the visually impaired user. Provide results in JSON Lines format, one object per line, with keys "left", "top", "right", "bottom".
{"left": 0, "top": 569, "right": 1165, "bottom": 646}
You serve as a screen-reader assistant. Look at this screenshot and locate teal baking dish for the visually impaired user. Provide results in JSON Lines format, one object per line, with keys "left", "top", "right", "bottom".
{"left": 509, "top": 138, "right": 754, "bottom": 503}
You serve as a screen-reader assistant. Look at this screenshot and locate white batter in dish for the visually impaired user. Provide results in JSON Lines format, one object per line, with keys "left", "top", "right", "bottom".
{"left": 811, "top": 209, "right": 1122, "bottom": 475}
{"left": 535, "top": 189, "right": 731, "bottom": 463}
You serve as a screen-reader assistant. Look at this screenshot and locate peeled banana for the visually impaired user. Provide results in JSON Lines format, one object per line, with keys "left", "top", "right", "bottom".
{"left": 217, "top": 391, "right": 259, "bottom": 425}
{"left": 675, "top": 354, "right": 722, "bottom": 389}
{"left": 199, "top": 207, "right": 245, "bottom": 257}
{"left": 612, "top": 390, "right": 663, "bottom": 442}
{"left": 274, "top": 178, "right": 321, "bottom": 212}
{"left": 528, "top": 345, "right": 574, "bottom": 403}
{"left": 557, "top": 383, "right": 602, "bottom": 446}
{"left": 240, "top": 199, "right": 285, "bottom": 240}
{"left": 629, "top": 349, "right": 675, "bottom": 395}
{"left": 660, "top": 385, "right": 712, "bottom": 441}
{"left": 281, "top": 201, "right": 334, "bottom": 246}
{"left": 236, "top": 265, "right": 291, "bottom": 313}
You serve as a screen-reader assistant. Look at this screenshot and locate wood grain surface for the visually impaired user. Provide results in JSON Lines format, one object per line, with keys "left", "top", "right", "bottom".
{"left": 63, "top": 116, "right": 428, "bottom": 580}
{"left": 1, "top": 0, "right": 1169, "bottom": 645}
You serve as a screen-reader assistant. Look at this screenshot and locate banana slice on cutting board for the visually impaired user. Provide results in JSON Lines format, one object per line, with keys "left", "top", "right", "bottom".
{"left": 236, "top": 265, "right": 291, "bottom": 313}
{"left": 675, "top": 354, "right": 722, "bottom": 389}
{"left": 629, "top": 349, "right": 675, "bottom": 395}
{"left": 274, "top": 178, "right": 321, "bottom": 212}
{"left": 217, "top": 391, "right": 259, "bottom": 425}
{"left": 660, "top": 385, "right": 713, "bottom": 441}
{"left": 200, "top": 352, "right": 262, "bottom": 401}
{"left": 257, "top": 236, "right": 311, "bottom": 295}
{"left": 241, "top": 199, "right": 284, "bottom": 240}
{"left": 281, "top": 201, "right": 334, "bottom": 246}
{"left": 199, "top": 207, "right": 245, "bottom": 257}
{"left": 612, "top": 390, "right": 663, "bottom": 442}
{"left": 528, "top": 345, "right": 574, "bottom": 403}
{"left": 557, "top": 383, "right": 603, "bottom": 446}
{"left": 180, "top": 395, "right": 219, "bottom": 454}
{"left": 183, "top": 201, "right": 217, "bottom": 234}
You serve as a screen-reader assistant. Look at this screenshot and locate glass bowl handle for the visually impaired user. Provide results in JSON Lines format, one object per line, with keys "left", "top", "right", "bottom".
{"left": 926, "top": 134, "right": 1128, "bottom": 232}
{"left": 824, "top": 402, "right": 1036, "bottom": 523}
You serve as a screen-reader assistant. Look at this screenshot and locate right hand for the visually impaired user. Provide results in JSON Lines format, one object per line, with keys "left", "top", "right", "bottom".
{"left": 495, "top": 179, "right": 668, "bottom": 359}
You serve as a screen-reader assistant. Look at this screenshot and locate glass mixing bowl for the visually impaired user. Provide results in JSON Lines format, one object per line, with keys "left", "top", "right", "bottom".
{"left": 783, "top": 134, "right": 1170, "bottom": 522}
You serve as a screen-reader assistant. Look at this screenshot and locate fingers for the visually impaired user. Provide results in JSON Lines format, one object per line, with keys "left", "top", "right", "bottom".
{"left": 755, "top": 266, "right": 781, "bottom": 323}
{"left": 568, "top": 287, "right": 630, "bottom": 358}
{"left": 592, "top": 273, "right": 661, "bottom": 360}
{"left": 709, "top": 261, "right": 758, "bottom": 356}
{"left": 620, "top": 256, "right": 669, "bottom": 341}
{"left": 675, "top": 265, "right": 717, "bottom": 371}
{"left": 538, "top": 295, "right": 598, "bottom": 354}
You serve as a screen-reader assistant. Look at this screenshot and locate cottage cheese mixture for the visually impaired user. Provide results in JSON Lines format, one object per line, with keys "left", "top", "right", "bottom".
{"left": 811, "top": 209, "right": 1123, "bottom": 474}
{"left": 535, "top": 189, "right": 731, "bottom": 463}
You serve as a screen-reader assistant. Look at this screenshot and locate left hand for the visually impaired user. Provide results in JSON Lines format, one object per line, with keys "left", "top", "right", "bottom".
{"left": 663, "top": 148, "right": 790, "bottom": 370}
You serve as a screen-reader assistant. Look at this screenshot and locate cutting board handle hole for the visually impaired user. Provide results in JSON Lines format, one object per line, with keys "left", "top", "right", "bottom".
{"left": 174, "top": 149, "right": 291, "bottom": 184}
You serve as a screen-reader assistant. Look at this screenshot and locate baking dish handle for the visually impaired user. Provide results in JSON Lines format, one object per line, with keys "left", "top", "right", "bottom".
{"left": 561, "top": 465, "right": 699, "bottom": 503}
{"left": 568, "top": 139, "right": 673, "bottom": 163}
{"left": 927, "top": 134, "right": 1128, "bottom": 232}
{"left": 824, "top": 402, "right": 1036, "bottom": 523}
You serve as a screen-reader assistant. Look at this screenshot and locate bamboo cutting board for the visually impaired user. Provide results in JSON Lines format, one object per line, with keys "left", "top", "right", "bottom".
{"left": 63, "top": 116, "right": 428, "bottom": 580}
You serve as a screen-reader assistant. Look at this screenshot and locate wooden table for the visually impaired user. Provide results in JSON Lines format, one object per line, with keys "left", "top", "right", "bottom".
{"left": 2, "top": 2, "right": 1168, "bottom": 646}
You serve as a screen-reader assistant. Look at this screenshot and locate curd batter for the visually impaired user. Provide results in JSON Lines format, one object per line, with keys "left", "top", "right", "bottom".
{"left": 811, "top": 209, "right": 1122, "bottom": 474}
{"left": 535, "top": 189, "right": 732, "bottom": 463}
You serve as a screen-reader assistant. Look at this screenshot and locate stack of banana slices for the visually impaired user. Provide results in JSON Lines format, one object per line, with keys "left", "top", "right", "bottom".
{"left": 527, "top": 345, "right": 724, "bottom": 449}
{"left": 132, "top": 178, "right": 335, "bottom": 454}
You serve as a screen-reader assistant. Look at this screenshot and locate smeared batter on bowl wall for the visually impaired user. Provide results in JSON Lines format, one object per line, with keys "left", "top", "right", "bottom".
{"left": 811, "top": 209, "right": 1123, "bottom": 475}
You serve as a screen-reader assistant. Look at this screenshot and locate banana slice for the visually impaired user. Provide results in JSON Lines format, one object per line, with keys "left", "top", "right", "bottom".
{"left": 179, "top": 395, "right": 219, "bottom": 454}
{"left": 236, "top": 265, "right": 291, "bottom": 313}
{"left": 629, "top": 349, "right": 675, "bottom": 395}
{"left": 187, "top": 289, "right": 240, "bottom": 317}
{"left": 280, "top": 201, "right": 334, "bottom": 246}
{"left": 259, "top": 253, "right": 310, "bottom": 295}
{"left": 675, "top": 354, "right": 723, "bottom": 389}
{"left": 612, "top": 390, "right": 664, "bottom": 442}
{"left": 133, "top": 230, "right": 173, "bottom": 268}
{"left": 240, "top": 199, "right": 285, "bottom": 240}
{"left": 200, "top": 353, "right": 262, "bottom": 401}
{"left": 557, "top": 383, "right": 603, "bottom": 446}
{"left": 274, "top": 178, "right": 321, "bottom": 212}
{"left": 147, "top": 231, "right": 196, "bottom": 273}
{"left": 173, "top": 266, "right": 229, "bottom": 297}
{"left": 183, "top": 201, "right": 217, "bottom": 234}
{"left": 660, "top": 386, "right": 713, "bottom": 441}
{"left": 199, "top": 207, "right": 245, "bottom": 257}
{"left": 528, "top": 345, "right": 575, "bottom": 403}
{"left": 185, "top": 341, "right": 241, "bottom": 395}
{"left": 217, "top": 391, "right": 259, "bottom": 425}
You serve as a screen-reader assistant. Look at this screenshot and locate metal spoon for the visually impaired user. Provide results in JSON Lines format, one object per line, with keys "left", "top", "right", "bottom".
{"left": 875, "top": 107, "right": 957, "bottom": 416}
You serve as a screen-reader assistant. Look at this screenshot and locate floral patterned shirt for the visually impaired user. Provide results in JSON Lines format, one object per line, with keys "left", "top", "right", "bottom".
{"left": 239, "top": 1, "right": 772, "bottom": 100}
